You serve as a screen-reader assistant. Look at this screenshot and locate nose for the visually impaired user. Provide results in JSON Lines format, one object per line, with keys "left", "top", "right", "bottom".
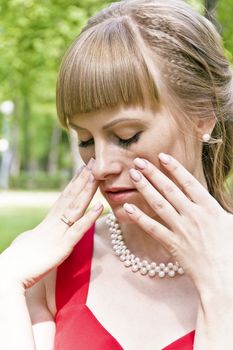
{"left": 91, "top": 143, "right": 122, "bottom": 181}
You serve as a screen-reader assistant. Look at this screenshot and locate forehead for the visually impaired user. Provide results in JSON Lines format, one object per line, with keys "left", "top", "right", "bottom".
{"left": 69, "top": 104, "right": 160, "bottom": 130}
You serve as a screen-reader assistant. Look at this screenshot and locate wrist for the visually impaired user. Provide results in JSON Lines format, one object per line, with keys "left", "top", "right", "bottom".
{"left": 198, "top": 285, "right": 233, "bottom": 312}
{"left": 0, "top": 266, "right": 25, "bottom": 298}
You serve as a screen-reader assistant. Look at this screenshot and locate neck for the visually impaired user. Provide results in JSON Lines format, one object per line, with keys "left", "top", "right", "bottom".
{"left": 120, "top": 219, "right": 172, "bottom": 264}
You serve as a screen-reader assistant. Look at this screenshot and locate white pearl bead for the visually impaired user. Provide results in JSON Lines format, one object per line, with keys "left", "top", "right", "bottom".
{"left": 108, "top": 213, "right": 184, "bottom": 279}
{"left": 140, "top": 267, "right": 148, "bottom": 275}
{"left": 148, "top": 269, "right": 156, "bottom": 277}
{"left": 115, "top": 250, "right": 122, "bottom": 256}
{"left": 159, "top": 271, "right": 165, "bottom": 278}
{"left": 132, "top": 264, "right": 139, "bottom": 272}
{"left": 168, "top": 270, "right": 175, "bottom": 277}
{"left": 178, "top": 267, "right": 184, "bottom": 275}
{"left": 124, "top": 260, "right": 132, "bottom": 267}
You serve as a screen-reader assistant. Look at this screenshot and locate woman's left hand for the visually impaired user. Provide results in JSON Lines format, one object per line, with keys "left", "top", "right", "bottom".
{"left": 123, "top": 153, "right": 233, "bottom": 294}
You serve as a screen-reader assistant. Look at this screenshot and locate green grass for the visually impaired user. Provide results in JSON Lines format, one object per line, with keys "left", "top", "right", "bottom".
{"left": 0, "top": 207, "right": 48, "bottom": 252}
{"left": 0, "top": 205, "right": 110, "bottom": 253}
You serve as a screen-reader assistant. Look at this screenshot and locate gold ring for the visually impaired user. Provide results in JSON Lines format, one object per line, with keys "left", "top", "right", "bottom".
{"left": 60, "top": 214, "right": 74, "bottom": 226}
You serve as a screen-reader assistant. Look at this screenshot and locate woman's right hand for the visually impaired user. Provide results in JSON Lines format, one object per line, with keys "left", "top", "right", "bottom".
{"left": 0, "top": 159, "right": 103, "bottom": 293}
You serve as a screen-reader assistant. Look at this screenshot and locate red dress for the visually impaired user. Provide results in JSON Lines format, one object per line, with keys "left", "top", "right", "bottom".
{"left": 55, "top": 225, "right": 195, "bottom": 349}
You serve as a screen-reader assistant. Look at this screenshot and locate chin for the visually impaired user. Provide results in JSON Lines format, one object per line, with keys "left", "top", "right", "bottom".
{"left": 107, "top": 205, "right": 135, "bottom": 224}
{"left": 107, "top": 201, "right": 160, "bottom": 226}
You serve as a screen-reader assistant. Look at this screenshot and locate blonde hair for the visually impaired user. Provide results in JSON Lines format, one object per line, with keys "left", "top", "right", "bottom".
{"left": 57, "top": 0, "right": 233, "bottom": 212}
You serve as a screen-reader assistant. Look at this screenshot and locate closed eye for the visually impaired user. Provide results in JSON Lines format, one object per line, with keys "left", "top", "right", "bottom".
{"left": 78, "top": 132, "right": 141, "bottom": 148}
{"left": 117, "top": 132, "right": 141, "bottom": 148}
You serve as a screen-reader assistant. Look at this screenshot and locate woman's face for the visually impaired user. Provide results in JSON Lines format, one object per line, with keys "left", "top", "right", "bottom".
{"left": 70, "top": 104, "right": 202, "bottom": 223}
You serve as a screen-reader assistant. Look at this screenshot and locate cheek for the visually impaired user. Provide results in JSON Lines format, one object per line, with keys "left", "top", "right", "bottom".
{"left": 79, "top": 149, "right": 94, "bottom": 164}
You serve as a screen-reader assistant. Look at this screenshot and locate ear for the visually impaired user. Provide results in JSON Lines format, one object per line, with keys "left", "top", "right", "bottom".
{"left": 195, "top": 115, "right": 217, "bottom": 140}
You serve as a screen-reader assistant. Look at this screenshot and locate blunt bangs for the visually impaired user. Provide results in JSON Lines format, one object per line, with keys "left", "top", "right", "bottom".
{"left": 56, "top": 16, "right": 160, "bottom": 127}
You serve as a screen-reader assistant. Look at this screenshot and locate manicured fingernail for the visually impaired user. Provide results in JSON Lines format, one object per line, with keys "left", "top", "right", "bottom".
{"left": 87, "top": 158, "right": 95, "bottom": 170}
{"left": 92, "top": 202, "right": 103, "bottom": 211}
{"left": 133, "top": 158, "right": 147, "bottom": 170}
{"left": 158, "top": 153, "right": 171, "bottom": 164}
{"left": 123, "top": 203, "right": 135, "bottom": 214}
{"left": 129, "top": 168, "right": 142, "bottom": 182}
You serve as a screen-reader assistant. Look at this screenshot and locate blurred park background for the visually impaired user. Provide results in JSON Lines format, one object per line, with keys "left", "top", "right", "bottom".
{"left": 0, "top": 0, "right": 233, "bottom": 252}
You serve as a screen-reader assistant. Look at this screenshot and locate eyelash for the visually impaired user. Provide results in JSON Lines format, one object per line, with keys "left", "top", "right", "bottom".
{"left": 78, "top": 132, "right": 141, "bottom": 149}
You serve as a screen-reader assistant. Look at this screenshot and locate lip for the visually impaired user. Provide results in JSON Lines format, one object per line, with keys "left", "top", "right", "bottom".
{"left": 103, "top": 187, "right": 138, "bottom": 203}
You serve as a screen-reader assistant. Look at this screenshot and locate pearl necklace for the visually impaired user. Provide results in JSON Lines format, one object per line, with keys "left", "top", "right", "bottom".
{"left": 106, "top": 213, "right": 184, "bottom": 278}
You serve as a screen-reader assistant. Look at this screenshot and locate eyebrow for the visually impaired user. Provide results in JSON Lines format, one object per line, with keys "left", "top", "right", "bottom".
{"left": 69, "top": 118, "right": 143, "bottom": 131}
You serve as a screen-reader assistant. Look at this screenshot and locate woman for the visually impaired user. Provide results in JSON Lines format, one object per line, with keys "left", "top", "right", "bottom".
{"left": 1, "top": 0, "right": 233, "bottom": 349}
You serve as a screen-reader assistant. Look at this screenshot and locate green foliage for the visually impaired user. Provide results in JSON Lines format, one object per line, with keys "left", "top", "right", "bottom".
{"left": 0, "top": 0, "right": 232, "bottom": 189}
{"left": 0, "top": 0, "right": 113, "bottom": 179}
{"left": 10, "top": 171, "right": 70, "bottom": 190}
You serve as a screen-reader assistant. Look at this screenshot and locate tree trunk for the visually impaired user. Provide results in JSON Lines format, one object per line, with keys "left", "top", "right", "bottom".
{"left": 10, "top": 97, "right": 21, "bottom": 177}
{"left": 21, "top": 93, "right": 31, "bottom": 171}
{"left": 68, "top": 129, "right": 83, "bottom": 175}
{"left": 47, "top": 124, "right": 62, "bottom": 174}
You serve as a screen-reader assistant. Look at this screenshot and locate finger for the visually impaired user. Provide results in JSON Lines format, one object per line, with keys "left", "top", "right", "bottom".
{"left": 50, "top": 159, "right": 95, "bottom": 218}
{"left": 62, "top": 158, "right": 95, "bottom": 199}
{"left": 66, "top": 202, "right": 104, "bottom": 245}
{"left": 129, "top": 168, "right": 181, "bottom": 231}
{"left": 158, "top": 153, "right": 220, "bottom": 209}
{"left": 133, "top": 158, "right": 194, "bottom": 215}
{"left": 123, "top": 203, "right": 175, "bottom": 250}
{"left": 62, "top": 173, "right": 99, "bottom": 224}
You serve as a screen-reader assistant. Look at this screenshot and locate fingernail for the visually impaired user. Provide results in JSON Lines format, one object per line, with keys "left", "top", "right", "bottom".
{"left": 92, "top": 202, "right": 103, "bottom": 211}
{"left": 129, "top": 168, "right": 142, "bottom": 182}
{"left": 133, "top": 158, "right": 147, "bottom": 170}
{"left": 87, "top": 158, "right": 95, "bottom": 170}
{"left": 158, "top": 153, "right": 171, "bottom": 164}
{"left": 123, "top": 203, "right": 135, "bottom": 214}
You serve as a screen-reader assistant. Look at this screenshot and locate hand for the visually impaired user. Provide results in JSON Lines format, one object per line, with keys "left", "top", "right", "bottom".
{"left": 123, "top": 153, "right": 233, "bottom": 293}
{"left": 0, "top": 160, "right": 103, "bottom": 292}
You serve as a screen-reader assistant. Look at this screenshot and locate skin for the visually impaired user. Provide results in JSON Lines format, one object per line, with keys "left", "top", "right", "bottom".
{"left": 70, "top": 103, "right": 207, "bottom": 263}
{"left": 0, "top": 103, "right": 232, "bottom": 349}
{"left": 70, "top": 103, "right": 233, "bottom": 349}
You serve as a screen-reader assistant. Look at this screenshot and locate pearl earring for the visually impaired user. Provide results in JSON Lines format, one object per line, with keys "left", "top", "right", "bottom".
{"left": 202, "top": 133, "right": 211, "bottom": 142}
